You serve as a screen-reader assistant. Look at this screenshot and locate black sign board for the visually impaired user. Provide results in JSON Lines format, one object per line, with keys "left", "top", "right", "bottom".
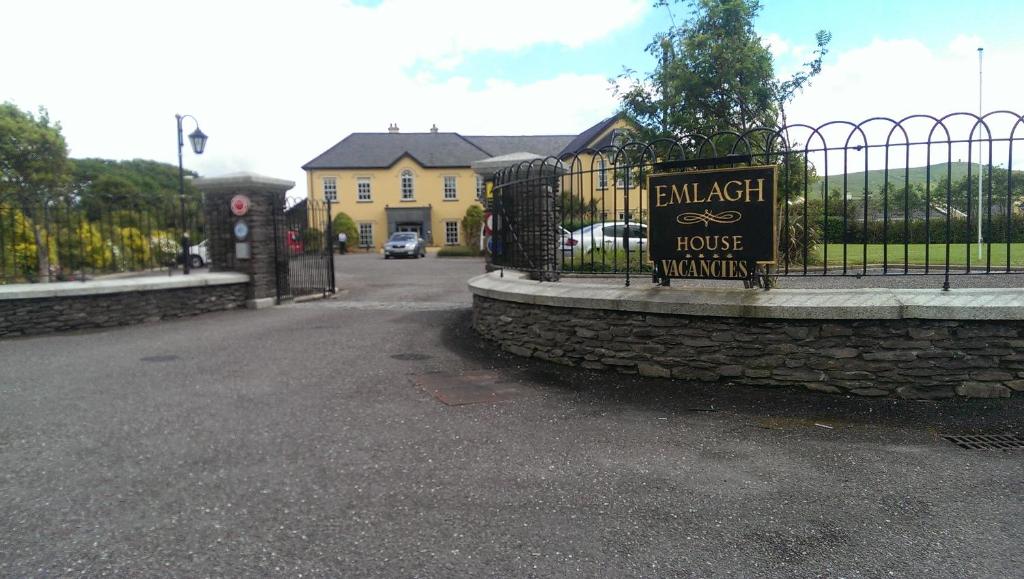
{"left": 647, "top": 165, "right": 777, "bottom": 279}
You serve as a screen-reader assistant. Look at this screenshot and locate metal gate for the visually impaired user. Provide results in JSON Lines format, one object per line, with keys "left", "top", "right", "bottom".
{"left": 276, "top": 197, "right": 335, "bottom": 300}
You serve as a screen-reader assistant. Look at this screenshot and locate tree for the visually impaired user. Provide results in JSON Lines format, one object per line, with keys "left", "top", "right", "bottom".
{"left": 617, "top": 0, "right": 830, "bottom": 140}
{"left": 616, "top": 1, "right": 830, "bottom": 275}
{"left": 461, "top": 205, "right": 484, "bottom": 250}
{"left": 70, "top": 158, "right": 197, "bottom": 218}
{"left": 0, "top": 102, "right": 71, "bottom": 280}
{"left": 332, "top": 211, "right": 360, "bottom": 247}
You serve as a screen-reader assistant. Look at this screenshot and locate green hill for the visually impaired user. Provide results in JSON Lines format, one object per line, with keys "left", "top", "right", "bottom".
{"left": 811, "top": 162, "right": 982, "bottom": 193}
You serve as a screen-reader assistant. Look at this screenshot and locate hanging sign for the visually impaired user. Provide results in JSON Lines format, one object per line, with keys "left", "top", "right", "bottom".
{"left": 230, "top": 194, "right": 251, "bottom": 216}
{"left": 647, "top": 165, "right": 777, "bottom": 279}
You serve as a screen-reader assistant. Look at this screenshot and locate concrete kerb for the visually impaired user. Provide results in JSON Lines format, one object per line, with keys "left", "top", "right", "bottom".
{"left": 0, "top": 272, "right": 250, "bottom": 300}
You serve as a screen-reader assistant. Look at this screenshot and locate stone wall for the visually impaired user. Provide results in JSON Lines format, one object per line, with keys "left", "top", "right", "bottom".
{"left": 473, "top": 295, "right": 1024, "bottom": 399}
{"left": 0, "top": 283, "right": 248, "bottom": 338}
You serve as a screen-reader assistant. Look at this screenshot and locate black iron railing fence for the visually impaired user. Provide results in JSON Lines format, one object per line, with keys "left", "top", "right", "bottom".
{"left": 490, "top": 112, "right": 1024, "bottom": 289}
{"left": 278, "top": 196, "right": 335, "bottom": 298}
{"left": 0, "top": 192, "right": 204, "bottom": 283}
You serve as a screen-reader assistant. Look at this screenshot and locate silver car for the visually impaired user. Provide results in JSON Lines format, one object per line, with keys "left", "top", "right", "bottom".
{"left": 563, "top": 222, "right": 647, "bottom": 254}
{"left": 384, "top": 231, "right": 427, "bottom": 259}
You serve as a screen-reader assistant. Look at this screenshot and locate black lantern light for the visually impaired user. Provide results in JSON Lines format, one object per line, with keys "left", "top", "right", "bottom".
{"left": 188, "top": 127, "right": 208, "bottom": 155}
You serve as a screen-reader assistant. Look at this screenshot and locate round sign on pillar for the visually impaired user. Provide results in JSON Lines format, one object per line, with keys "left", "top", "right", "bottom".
{"left": 234, "top": 219, "right": 251, "bottom": 260}
{"left": 234, "top": 220, "right": 249, "bottom": 240}
{"left": 230, "top": 194, "right": 250, "bottom": 216}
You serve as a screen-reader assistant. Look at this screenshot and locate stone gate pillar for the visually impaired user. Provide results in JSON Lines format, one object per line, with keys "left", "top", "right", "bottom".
{"left": 515, "top": 162, "right": 563, "bottom": 282}
{"left": 195, "top": 172, "right": 294, "bottom": 308}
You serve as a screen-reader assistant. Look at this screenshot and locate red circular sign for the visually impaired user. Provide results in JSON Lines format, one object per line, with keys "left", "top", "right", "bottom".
{"left": 230, "top": 194, "right": 250, "bottom": 216}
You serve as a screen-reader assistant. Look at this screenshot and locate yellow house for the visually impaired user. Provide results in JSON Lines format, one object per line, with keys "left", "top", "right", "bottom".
{"left": 302, "top": 115, "right": 640, "bottom": 249}
{"left": 554, "top": 113, "right": 644, "bottom": 222}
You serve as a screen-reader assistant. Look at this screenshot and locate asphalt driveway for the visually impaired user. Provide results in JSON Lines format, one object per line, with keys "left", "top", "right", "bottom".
{"left": 1, "top": 252, "right": 1021, "bottom": 577}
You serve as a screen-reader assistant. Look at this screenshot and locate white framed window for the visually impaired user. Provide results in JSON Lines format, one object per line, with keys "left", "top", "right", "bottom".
{"left": 400, "top": 170, "right": 414, "bottom": 200}
{"left": 357, "top": 177, "right": 372, "bottom": 201}
{"left": 444, "top": 220, "right": 459, "bottom": 245}
{"left": 358, "top": 222, "right": 374, "bottom": 247}
{"left": 443, "top": 176, "right": 457, "bottom": 200}
{"left": 597, "top": 159, "right": 608, "bottom": 190}
{"left": 323, "top": 176, "right": 337, "bottom": 202}
{"left": 476, "top": 175, "right": 485, "bottom": 198}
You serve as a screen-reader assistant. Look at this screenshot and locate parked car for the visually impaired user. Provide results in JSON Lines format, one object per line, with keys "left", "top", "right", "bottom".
{"left": 384, "top": 231, "right": 427, "bottom": 259}
{"left": 187, "top": 240, "right": 209, "bottom": 268}
{"left": 557, "top": 226, "right": 577, "bottom": 254}
{"left": 563, "top": 222, "right": 648, "bottom": 254}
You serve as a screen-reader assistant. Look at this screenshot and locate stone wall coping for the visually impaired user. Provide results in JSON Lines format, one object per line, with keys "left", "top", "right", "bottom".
{"left": 468, "top": 271, "right": 1024, "bottom": 320}
{"left": 194, "top": 172, "right": 295, "bottom": 193}
{"left": 0, "top": 272, "right": 251, "bottom": 300}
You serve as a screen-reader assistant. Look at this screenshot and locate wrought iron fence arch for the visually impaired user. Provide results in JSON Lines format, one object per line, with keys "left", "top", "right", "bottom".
{"left": 486, "top": 112, "right": 1024, "bottom": 288}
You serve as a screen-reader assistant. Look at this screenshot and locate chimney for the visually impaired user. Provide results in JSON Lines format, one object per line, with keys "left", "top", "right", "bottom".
{"left": 388, "top": 123, "right": 400, "bottom": 134}
{"left": 430, "top": 124, "right": 439, "bottom": 134}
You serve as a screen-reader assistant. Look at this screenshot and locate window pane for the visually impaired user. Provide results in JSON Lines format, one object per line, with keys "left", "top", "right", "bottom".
{"left": 323, "top": 177, "right": 337, "bottom": 202}
{"left": 359, "top": 223, "right": 373, "bottom": 246}
{"left": 401, "top": 171, "right": 414, "bottom": 199}
{"left": 445, "top": 221, "right": 459, "bottom": 244}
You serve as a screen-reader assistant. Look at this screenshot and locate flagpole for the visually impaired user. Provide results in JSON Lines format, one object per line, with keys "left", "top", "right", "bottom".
{"left": 977, "top": 47, "right": 984, "bottom": 259}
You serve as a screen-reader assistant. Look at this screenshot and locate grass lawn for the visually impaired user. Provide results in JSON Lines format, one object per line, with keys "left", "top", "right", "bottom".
{"left": 814, "top": 243, "right": 1024, "bottom": 268}
{"left": 561, "top": 249, "right": 653, "bottom": 273}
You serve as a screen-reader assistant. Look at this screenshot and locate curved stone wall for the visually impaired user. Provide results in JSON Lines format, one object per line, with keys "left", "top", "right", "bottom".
{"left": 469, "top": 272, "right": 1024, "bottom": 399}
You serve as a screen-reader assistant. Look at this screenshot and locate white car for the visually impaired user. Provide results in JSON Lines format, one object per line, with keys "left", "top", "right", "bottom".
{"left": 187, "top": 240, "right": 209, "bottom": 268}
{"left": 563, "top": 222, "right": 647, "bottom": 254}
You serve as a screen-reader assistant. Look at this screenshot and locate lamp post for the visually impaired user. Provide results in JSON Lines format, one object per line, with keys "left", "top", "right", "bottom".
{"left": 176, "top": 113, "right": 208, "bottom": 274}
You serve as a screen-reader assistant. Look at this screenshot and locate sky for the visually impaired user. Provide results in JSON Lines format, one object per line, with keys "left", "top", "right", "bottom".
{"left": 3, "top": 0, "right": 1022, "bottom": 196}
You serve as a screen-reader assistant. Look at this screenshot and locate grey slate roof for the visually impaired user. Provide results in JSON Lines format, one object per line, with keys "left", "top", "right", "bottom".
{"left": 556, "top": 113, "right": 624, "bottom": 158}
{"left": 302, "top": 133, "right": 491, "bottom": 170}
{"left": 463, "top": 135, "right": 574, "bottom": 159}
{"left": 302, "top": 117, "right": 622, "bottom": 170}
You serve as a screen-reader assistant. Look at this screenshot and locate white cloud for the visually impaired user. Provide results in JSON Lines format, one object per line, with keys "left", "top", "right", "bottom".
{"left": 787, "top": 35, "right": 1020, "bottom": 126}
{"left": 1, "top": 0, "right": 648, "bottom": 195}
{"left": 762, "top": 33, "right": 791, "bottom": 59}
{"left": 778, "top": 35, "right": 1024, "bottom": 173}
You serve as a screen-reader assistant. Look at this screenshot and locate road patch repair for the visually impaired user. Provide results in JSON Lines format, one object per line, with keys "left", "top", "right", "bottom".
{"left": 413, "top": 369, "right": 539, "bottom": 405}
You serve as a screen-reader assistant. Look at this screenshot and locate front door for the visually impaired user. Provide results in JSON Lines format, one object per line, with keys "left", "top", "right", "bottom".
{"left": 397, "top": 223, "right": 421, "bottom": 235}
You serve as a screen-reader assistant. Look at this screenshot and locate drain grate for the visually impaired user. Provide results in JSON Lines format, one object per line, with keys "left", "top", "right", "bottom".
{"left": 942, "top": 434, "right": 1024, "bottom": 450}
